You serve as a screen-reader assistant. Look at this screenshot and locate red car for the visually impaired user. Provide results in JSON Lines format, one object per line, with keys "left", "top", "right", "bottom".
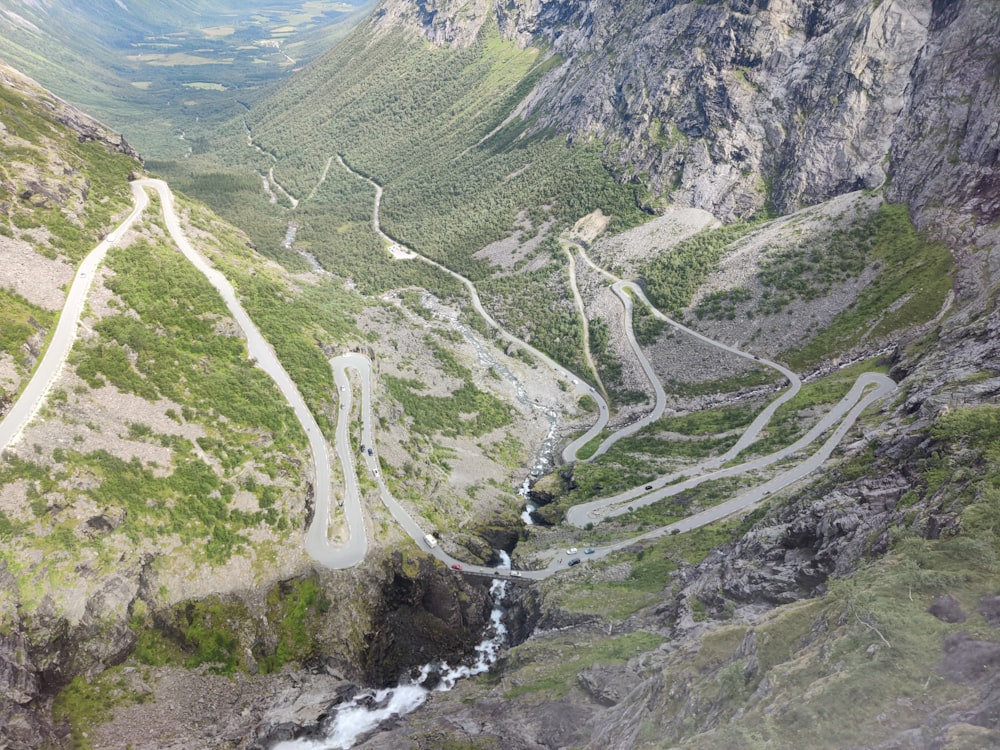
{"left": 451, "top": 563, "right": 463, "bottom": 571}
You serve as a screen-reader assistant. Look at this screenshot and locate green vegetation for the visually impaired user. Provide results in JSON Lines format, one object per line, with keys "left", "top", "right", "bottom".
{"left": 672, "top": 529, "right": 999, "bottom": 749}
{"left": 53, "top": 668, "right": 152, "bottom": 750}
{"left": 784, "top": 204, "right": 954, "bottom": 368}
{"left": 503, "top": 630, "right": 665, "bottom": 699}
{"left": 171, "top": 196, "right": 365, "bottom": 435}
{"left": 5, "top": 210, "right": 310, "bottom": 566}
{"left": 133, "top": 597, "right": 248, "bottom": 674}
{"left": 511, "top": 402, "right": 1000, "bottom": 749}
{"left": 692, "top": 285, "right": 752, "bottom": 321}
{"left": 663, "top": 367, "right": 780, "bottom": 397}
{"left": 0, "top": 87, "right": 137, "bottom": 261}
{"left": 757, "top": 223, "right": 870, "bottom": 313}
{"left": 625, "top": 475, "right": 759, "bottom": 527}
{"left": 641, "top": 221, "right": 756, "bottom": 315}
{"left": 384, "top": 375, "right": 512, "bottom": 438}
{"left": 588, "top": 316, "right": 622, "bottom": 388}
{"left": 618, "top": 403, "right": 1000, "bottom": 749}
{"left": 536, "top": 403, "right": 761, "bottom": 522}
{"left": 742, "top": 358, "right": 890, "bottom": 458}
{"left": 0, "top": 288, "right": 55, "bottom": 386}
{"left": 160, "top": 18, "right": 646, "bottom": 372}
{"left": 631, "top": 295, "right": 667, "bottom": 345}
{"left": 654, "top": 404, "right": 759, "bottom": 436}
{"left": 132, "top": 576, "right": 333, "bottom": 678}
{"left": 260, "top": 577, "right": 332, "bottom": 671}
{"left": 74, "top": 233, "right": 303, "bottom": 445}
{"left": 545, "top": 518, "right": 745, "bottom": 619}
{"left": 480, "top": 265, "right": 587, "bottom": 376}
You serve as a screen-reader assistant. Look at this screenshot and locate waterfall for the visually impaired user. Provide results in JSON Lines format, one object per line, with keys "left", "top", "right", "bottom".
{"left": 274, "top": 579, "right": 509, "bottom": 750}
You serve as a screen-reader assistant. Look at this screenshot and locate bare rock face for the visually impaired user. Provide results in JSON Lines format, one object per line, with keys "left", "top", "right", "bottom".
{"left": 929, "top": 594, "right": 968, "bottom": 624}
{"left": 888, "top": 0, "right": 1000, "bottom": 254}
{"left": 371, "top": 0, "right": 493, "bottom": 46}
{"left": 380, "top": 0, "right": 999, "bottom": 252}
{"left": 938, "top": 632, "right": 1000, "bottom": 685}
{"left": 0, "top": 630, "right": 54, "bottom": 749}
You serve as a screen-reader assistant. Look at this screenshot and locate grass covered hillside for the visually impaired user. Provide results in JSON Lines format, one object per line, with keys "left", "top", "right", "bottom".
{"left": 0, "top": 0, "right": 374, "bottom": 159}
{"left": 0, "top": 64, "right": 138, "bottom": 407}
{"left": 155, "top": 17, "right": 649, "bottom": 380}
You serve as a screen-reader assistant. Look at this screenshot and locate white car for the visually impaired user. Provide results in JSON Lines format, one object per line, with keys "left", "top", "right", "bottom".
{"left": 566, "top": 547, "right": 578, "bottom": 554}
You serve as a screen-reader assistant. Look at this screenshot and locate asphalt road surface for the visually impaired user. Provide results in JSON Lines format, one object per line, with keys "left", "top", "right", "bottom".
{"left": 1, "top": 176, "right": 897, "bottom": 581}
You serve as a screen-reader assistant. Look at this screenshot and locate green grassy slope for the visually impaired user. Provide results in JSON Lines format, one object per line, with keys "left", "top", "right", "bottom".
{"left": 0, "top": 0, "right": 374, "bottom": 158}
{"left": 157, "top": 17, "right": 647, "bottom": 377}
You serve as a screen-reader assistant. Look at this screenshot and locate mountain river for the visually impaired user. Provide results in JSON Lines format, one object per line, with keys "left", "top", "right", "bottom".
{"left": 274, "top": 573, "right": 510, "bottom": 749}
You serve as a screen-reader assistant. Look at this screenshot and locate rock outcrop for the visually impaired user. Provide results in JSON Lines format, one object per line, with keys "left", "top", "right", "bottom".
{"left": 0, "top": 62, "right": 140, "bottom": 161}
{"left": 383, "top": 0, "right": 1000, "bottom": 257}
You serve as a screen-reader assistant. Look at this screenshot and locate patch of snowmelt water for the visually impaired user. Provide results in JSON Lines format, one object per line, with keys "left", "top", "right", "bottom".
{"left": 274, "top": 579, "right": 509, "bottom": 750}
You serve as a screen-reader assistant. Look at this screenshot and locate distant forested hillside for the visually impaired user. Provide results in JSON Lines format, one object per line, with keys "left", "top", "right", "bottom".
{"left": 0, "top": 0, "right": 374, "bottom": 158}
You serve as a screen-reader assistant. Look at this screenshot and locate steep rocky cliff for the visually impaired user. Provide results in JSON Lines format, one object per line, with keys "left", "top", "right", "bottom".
{"left": 377, "top": 0, "right": 999, "bottom": 255}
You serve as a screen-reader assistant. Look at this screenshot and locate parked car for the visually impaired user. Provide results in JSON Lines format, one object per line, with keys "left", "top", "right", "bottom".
{"left": 451, "top": 563, "right": 463, "bottom": 571}
{"left": 568, "top": 558, "right": 581, "bottom": 567}
{"left": 566, "top": 547, "right": 578, "bottom": 554}
{"left": 584, "top": 548, "right": 595, "bottom": 555}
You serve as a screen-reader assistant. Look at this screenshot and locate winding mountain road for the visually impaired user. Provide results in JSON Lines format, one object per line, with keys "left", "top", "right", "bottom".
{"left": 2, "top": 171, "right": 897, "bottom": 581}
{"left": 332, "top": 160, "right": 895, "bottom": 574}
{"left": 0, "top": 179, "right": 367, "bottom": 568}
{"left": 136, "top": 180, "right": 365, "bottom": 568}
{"left": 561, "top": 247, "right": 606, "bottom": 399}
{"left": 335, "top": 155, "right": 613, "bottom": 453}
{"left": 0, "top": 183, "right": 149, "bottom": 453}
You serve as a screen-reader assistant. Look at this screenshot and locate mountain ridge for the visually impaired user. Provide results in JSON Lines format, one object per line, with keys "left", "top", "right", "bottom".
{"left": 371, "top": 0, "right": 999, "bottom": 251}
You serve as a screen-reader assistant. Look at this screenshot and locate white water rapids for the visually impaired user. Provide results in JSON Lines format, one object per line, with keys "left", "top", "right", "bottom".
{"left": 274, "top": 578, "right": 509, "bottom": 750}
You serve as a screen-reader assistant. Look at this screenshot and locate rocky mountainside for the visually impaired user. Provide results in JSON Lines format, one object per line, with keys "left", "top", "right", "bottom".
{"left": 378, "top": 0, "right": 1000, "bottom": 251}
{"left": 0, "top": 0, "right": 998, "bottom": 747}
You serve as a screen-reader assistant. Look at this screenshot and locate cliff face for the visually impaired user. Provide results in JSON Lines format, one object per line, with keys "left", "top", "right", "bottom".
{"left": 379, "top": 0, "right": 999, "bottom": 253}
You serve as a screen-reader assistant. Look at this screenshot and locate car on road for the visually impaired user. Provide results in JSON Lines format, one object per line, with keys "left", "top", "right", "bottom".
{"left": 645, "top": 485, "right": 653, "bottom": 490}
{"left": 510, "top": 570, "right": 522, "bottom": 577}
{"left": 566, "top": 547, "right": 578, "bottom": 554}
{"left": 567, "top": 558, "right": 581, "bottom": 567}
{"left": 360, "top": 444, "right": 365, "bottom": 453}
{"left": 584, "top": 548, "right": 595, "bottom": 555}
{"left": 451, "top": 563, "right": 463, "bottom": 571}
{"left": 367, "top": 448, "right": 373, "bottom": 456}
